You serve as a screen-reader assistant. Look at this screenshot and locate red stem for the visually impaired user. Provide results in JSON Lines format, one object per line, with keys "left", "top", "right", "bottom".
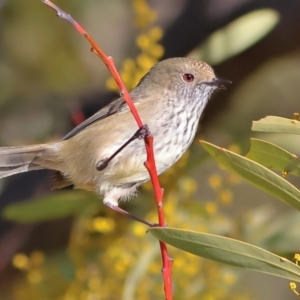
{"left": 42, "top": 1, "right": 173, "bottom": 299}
{"left": 144, "top": 137, "right": 173, "bottom": 298}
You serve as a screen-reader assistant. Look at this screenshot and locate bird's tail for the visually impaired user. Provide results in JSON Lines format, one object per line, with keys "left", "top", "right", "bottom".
{"left": 0, "top": 143, "right": 60, "bottom": 179}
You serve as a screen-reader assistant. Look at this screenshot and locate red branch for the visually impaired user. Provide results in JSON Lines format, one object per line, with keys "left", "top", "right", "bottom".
{"left": 42, "top": 1, "right": 172, "bottom": 299}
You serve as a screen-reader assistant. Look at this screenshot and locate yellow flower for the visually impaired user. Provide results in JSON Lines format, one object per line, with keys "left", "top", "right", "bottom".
{"left": 92, "top": 217, "right": 115, "bottom": 233}
{"left": 205, "top": 201, "right": 218, "bottom": 214}
{"left": 12, "top": 253, "right": 29, "bottom": 270}
{"left": 219, "top": 189, "right": 233, "bottom": 205}
{"left": 208, "top": 174, "right": 222, "bottom": 189}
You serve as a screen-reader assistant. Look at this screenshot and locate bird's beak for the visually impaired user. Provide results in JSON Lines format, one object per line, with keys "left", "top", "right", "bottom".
{"left": 206, "top": 78, "right": 232, "bottom": 90}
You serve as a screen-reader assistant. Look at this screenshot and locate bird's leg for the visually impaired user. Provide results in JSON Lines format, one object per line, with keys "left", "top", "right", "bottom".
{"left": 105, "top": 203, "right": 158, "bottom": 227}
{"left": 97, "top": 124, "right": 150, "bottom": 171}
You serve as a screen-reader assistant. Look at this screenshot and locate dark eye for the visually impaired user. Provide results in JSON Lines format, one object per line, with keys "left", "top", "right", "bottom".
{"left": 183, "top": 73, "right": 194, "bottom": 83}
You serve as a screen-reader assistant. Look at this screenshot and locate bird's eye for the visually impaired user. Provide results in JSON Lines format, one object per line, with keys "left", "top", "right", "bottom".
{"left": 182, "top": 73, "right": 194, "bottom": 83}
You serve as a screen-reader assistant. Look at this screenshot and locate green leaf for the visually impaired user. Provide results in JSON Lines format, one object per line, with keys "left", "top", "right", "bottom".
{"left": 149, "top": 227, "right": 300, "bottom": 282}
{"left": 200, "top": 140, "right": 300, "bottom": 212}
{"left": 2, "top": 191, "right": 99, "bottom": 223}
{"left": 246, "top": 138, "right": 300, "bottom": 176}
{"left": 252, "top": 116, "right": 300, "bottom": 134}
{"left": 191, "top": 9, "right": 279, "bottom": 65}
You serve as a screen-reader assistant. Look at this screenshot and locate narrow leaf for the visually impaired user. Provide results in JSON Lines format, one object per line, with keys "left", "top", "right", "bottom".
{"left": 149, "top": 227, "right": 300, "bottom": 282}
{"left": 2, "top": 191, "right": 99, "bottom": 223}
{"left": 247, "top": 138, "right": 300, "bottom": 176}
{"left": 252, "top": 116, "right": 300, "bottom": 134}
{"left": 200, "top": 140, "right": 300, "bottom": 212}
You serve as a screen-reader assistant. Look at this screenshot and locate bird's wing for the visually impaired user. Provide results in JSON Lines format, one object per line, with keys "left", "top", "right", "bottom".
{"left": 62, "top": 97, "right": 129, "bottom": 140}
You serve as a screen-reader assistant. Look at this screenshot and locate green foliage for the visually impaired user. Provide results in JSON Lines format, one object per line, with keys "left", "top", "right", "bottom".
{"left": 252, "top": 116, "right": 300, "bottom": 134}
{"left": 200, "top": 140, "right": 300, "bottom": 212}
{"left": 191, "top": 9, "right": 279, "bottom": 65}
{"left": 3, "top": 191, "right": 99, "bottom": 222}
{"left": 149, "top": 227, "right": 300, "bottom": 282}
{"left": 172, "top": 115, "right": 300, "bottom": 284}
{"left": 247, "top": 138, "right": 300, "bottom": 176}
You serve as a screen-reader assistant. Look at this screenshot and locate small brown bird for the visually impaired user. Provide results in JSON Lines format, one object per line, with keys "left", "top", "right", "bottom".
{"left": 0, "top": 58, "right": 229, "bottom": 224}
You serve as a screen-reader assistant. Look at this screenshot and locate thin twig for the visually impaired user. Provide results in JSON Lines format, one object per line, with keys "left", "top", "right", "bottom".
{"left": 42, "top": 1, "right": 173, "bottom": 299}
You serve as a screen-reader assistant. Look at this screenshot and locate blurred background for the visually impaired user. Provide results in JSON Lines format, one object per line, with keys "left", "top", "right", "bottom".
{"left": 1, "top": 0, "right": 300, "bottom": 299}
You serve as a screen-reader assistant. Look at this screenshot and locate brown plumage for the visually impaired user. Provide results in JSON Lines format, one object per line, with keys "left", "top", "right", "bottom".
{"left": 0, "top": 58, "right": 229, "bottom": 210}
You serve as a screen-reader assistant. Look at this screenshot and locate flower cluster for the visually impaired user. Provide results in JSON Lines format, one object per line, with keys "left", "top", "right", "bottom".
{"left": 106, "top": 0, "right": 164, "bottom": 92}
